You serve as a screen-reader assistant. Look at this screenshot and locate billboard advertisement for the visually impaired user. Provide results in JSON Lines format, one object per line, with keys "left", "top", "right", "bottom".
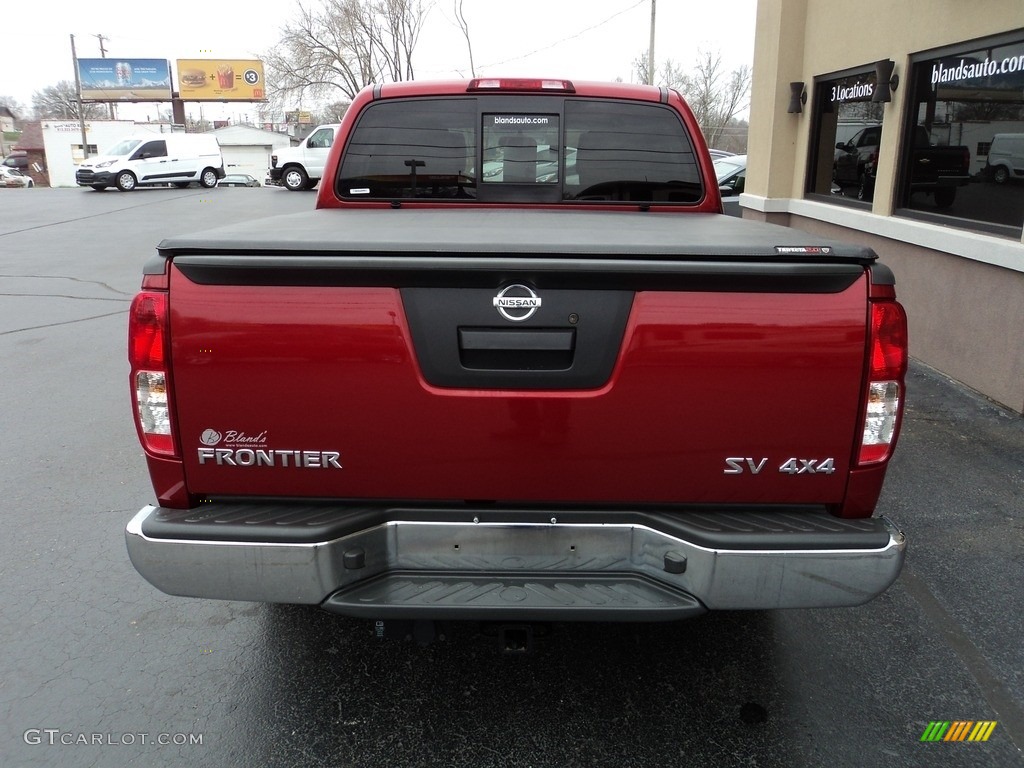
{"left": 176, "top": 59, "right": 266, "bottom": 101}
{"left": 78, "top": 59, "right": 172, "bottom": 101}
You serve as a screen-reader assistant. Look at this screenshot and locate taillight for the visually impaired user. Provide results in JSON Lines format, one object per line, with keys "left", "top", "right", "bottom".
{"left": 858, "top": 299, "right": 907, "bottom": 465}
{"left": 129, "top": 291, "right": 176, "bottom": 457}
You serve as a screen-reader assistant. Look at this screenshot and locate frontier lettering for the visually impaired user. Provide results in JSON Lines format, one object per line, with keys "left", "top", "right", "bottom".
{"left": 197, "top": 448, "right": 342, "bottom": 469}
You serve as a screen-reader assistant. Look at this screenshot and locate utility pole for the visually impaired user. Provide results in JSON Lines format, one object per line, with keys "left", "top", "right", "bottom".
{"left": 70, "top": 34, "right": 90, "bottom": 160}
{"left": 94, "top": 34, "right": 117, "bottom": 120}
{"left": 648, "top": 0, "right": 656, "bottom": 85}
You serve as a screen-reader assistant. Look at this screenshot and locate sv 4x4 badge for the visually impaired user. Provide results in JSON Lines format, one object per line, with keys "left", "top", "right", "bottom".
{"left": 724, "top": 457, "right": 837, "bottom": 475}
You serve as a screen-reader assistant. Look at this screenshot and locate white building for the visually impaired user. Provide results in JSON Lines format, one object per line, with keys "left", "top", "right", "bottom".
{"left": 41, "top": 120, "right": 172, "bottom": 187}
{"left": 211, "top": 125, "right": 291, "bottom": 180}
{"left": 40, "top": 121, "right": 289, "bottom": 187}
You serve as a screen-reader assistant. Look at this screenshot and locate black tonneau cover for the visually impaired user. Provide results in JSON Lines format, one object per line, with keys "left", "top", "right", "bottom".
{"left": 156, "top": 209, "right": 878, "bottom": 263}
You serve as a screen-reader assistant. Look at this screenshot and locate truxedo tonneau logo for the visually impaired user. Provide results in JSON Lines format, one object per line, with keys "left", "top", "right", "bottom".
{"left": 775, "top": 246, "right": 833, "bottom": 255}
{"left": 197, "top": 428, "right": 342, "bottom": 469}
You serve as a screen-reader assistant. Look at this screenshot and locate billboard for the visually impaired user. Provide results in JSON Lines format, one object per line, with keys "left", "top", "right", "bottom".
{"left": 78, "top": 59, "right": 172, "bottom": 101}
{"left": 176, "top": 59, "right": 266, "bottom": 101}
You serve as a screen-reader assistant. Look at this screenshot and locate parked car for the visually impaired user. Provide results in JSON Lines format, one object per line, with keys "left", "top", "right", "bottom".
{"left": 833, "top": 124, "right": 969, "bottom": 206}
{"left": 985, "top": 133, "right": 1024, "bottom": 184}
{"left": 269, "top": 123, "right": 340, "bottom": 191}
{"left": 0, "top": 166, "right": 34, "bottom": 188}
{"left": 709, "top": 149, "right": 737, "bottom": 159}
{"left": 76, "top": 133, "right": 225, "bottom": 191}
{"left": 714, "top": 154, "right": 746, "bottom": 216}
{"left": 218, "top": 174, "right": 262, "bottom": 188}
{"left": 2, "top": 150, "right": 30, "bottom": 170}
{"left": 482, "top": 144, "right": 572, "bottom": 184}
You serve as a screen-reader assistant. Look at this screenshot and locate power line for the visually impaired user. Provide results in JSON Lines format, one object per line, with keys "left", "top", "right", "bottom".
{"left": 476, "top": 0, "right": 647, "bottom": 69}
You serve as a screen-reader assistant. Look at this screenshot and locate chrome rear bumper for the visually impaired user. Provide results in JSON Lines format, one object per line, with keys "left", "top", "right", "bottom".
{"left": 126, "top": 505, "right": 906, "bottom": 620}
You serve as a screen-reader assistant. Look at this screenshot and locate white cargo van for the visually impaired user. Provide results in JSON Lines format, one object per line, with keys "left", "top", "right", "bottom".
{"left": 76, "top": 133, "right": 225, "bottom": 191}
{"left": 268, "top": 124, "right": 340, "bottom": 191}
{"left": 986, "top": 133, "right": 1024, "bottom": 184}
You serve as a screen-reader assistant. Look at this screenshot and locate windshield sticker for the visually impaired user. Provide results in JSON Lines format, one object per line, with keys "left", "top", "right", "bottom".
{"left": 348, "top": 187, "right": 370, "bottom": 195}
{"left": 487, "top": 115, "right": 552, "bottom": 126}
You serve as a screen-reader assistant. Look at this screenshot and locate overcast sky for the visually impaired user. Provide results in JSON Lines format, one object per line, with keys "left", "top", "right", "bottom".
{"left": 1, "top": 0, "right": 756, "bottom": 122}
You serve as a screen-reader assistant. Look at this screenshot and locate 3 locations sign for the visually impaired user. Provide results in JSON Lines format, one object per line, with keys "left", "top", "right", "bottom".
{"left": 829, "top": 75, "right": 877, "bottom": 104}
{"left": 176, "top": 59, "right": 266, "bottom": 101}
{"left": 77, "top": 59, "right": 172, "bottom": 101}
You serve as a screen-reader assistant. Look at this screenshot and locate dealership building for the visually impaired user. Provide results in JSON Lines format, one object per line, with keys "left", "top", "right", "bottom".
{"left": 744, "top": 2, "right": 1024, "bottom": 414}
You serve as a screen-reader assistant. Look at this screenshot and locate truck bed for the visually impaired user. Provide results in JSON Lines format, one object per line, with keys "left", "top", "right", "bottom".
{"left": 154, "top": 209, "right": 877, "bottom": 509}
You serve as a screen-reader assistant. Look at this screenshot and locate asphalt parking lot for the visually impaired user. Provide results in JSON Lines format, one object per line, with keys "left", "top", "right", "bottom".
{"left": 1, "top": 187, "right": 1022, "bottom": 767}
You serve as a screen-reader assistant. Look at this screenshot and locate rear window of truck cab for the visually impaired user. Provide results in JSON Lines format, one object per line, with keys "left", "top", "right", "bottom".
{"left": 336, "top": 96, "right": 702, "bottom": 205}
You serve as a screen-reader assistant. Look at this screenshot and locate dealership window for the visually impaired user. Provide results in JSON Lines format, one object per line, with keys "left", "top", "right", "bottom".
{"left": 898, "top": 31, "right": 1024, "bottom": 236}
{"left": 806, "top": 68, "right": 885, "bottom": 203}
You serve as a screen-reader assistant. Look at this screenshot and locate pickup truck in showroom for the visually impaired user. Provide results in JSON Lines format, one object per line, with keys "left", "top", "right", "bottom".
{"left": 126, "top": 79, "right": 908, "bottom": 638}
{"left": 833, "top": 123, "right": 970, "bottom": 206}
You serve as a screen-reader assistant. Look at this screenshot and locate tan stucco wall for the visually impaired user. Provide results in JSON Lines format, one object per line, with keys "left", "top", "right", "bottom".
{"left": 749, "top": 1, "right": 1024, "bottom": 206}
{"left": 746, "top": 0, "right": 807, "bottom": 200}
{"left": 747, "top": 1, "right": 1024, "bottom": 413}
{"left": 785, "top": 214, "right": 1024, "bottom": 413}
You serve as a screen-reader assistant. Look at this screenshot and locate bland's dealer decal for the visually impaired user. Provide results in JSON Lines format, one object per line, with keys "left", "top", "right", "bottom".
{"left": 197, "top": 429, "right": 342, "bottom": 469}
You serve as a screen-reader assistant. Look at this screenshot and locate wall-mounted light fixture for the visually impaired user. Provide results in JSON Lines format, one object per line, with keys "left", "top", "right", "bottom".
{"left": 787, "top": 82, "right": 807, "bottom": 114}
{"left": 872, "top": 60, "right": 899, "bottom": 103}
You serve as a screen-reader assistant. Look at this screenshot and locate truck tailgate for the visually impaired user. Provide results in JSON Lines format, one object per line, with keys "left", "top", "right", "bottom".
{"left": 162, "top": 210, "right": 871, "bottom": 507}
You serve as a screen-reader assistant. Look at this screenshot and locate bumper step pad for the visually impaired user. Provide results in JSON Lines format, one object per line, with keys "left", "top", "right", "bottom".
{"left": 322, "top": 572, "right": 706, "bottom": 622}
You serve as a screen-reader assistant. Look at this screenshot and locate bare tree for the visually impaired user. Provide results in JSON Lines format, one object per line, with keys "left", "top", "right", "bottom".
{"left": 314, "top": 100, "right": 352, "bottom": 124}
{"left": 690, "top": 53, "right": 751, "bottom": 147}
{"left": 453, "top": 0, "right": 476, "bottom": 78}
{"left": 373, "top": 0, "right": 427, "bottom": 81}
{"left": 632, "top": 51, "right": 649, "bottom": 85}
{"left": 0, "top": 96, "right": 27, "bottom": 120}
{"left": 31, "top": 81, "right": 108, "bottom": 120}
{"left": 633, "top": 48, "right": 752, "bottom": 149}
{"left": 631, "top": 53, "right": 686, "bottom": 95}
{"left": 264, "top": 0, "right": 430, "bottom": 106}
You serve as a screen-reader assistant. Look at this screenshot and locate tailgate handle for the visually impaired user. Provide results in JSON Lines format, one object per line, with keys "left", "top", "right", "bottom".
{"left": 458, "top": 328, "right": 575, "bottom": 371}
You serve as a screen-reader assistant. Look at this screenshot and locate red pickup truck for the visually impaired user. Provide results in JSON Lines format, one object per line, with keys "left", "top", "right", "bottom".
{"left": 126, "top": 79, "right": 908, "bottom": 634}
